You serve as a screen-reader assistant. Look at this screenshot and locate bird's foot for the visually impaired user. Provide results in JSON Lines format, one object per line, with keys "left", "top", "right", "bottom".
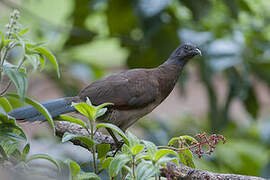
{"left": 112, "top": 140, "right": 124, "bottom": 157}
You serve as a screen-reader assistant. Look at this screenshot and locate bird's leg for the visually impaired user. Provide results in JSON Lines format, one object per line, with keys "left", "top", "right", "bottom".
{"left": 106, "top": 128, "right": 121, "bottom": 147}
{"left": 106, "top": 128, "right": 124, "bottom": 155}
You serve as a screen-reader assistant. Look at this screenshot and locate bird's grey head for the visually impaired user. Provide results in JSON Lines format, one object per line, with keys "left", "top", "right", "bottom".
{"left": 170, "top": 43, "right": 202, "bottom": 61}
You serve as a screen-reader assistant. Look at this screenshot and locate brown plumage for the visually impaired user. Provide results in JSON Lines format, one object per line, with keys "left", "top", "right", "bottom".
{"left": 9, "top": 43, "right": 201, "bottom": 132}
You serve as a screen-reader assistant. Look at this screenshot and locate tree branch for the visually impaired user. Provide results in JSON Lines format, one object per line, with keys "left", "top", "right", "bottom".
{"left": 54, "top": 121, "right": 266, "bottom": 180}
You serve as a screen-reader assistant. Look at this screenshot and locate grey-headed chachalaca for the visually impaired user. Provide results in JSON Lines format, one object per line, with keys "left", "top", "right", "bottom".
{"left": 9, "top": 43, "right": 201, "bottom": 140}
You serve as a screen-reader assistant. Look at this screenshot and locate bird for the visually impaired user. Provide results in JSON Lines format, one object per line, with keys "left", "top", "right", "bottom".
{"left": 9, "top": 43, "right": 201, "bottom": 141}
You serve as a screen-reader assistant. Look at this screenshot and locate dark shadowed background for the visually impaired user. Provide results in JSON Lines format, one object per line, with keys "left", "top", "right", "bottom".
{"left": 0, "top": 0, "right": 270, "bottom": 178}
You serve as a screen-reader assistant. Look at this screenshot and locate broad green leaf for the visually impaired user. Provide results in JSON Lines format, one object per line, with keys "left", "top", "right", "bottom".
{"left": 25, "top": 54, "right": 40, "bottom": 71}
{"left": 72, "top": 102, "right": 97, "bottom": 121}
{"left": 136, "top": 160, "right": 156, "bottom": 180}
{"left": 131, "top": 144, "right": 144, "bottom": 155}
{"left": 22, "top": 143, "right": 30, "bottom": 160}
{"left": 100, "top": 157, "right": 113, "bottom": 170}
{"left": 142, "top": 140, "right": 157, "bottom": 160}
{"left": 3, "top": 67, "right": 28, "bottom": 102}
{"left": 0, "top": 113, "right": 26, "bottom": 141}
{"left": 6, "top": 93, "right": 55, "bottom": 134}
{"left": 127, "top": 132, "right": 140, "bottom": 148}
{"left": 95, "top": 108, "right": 107, "bottom": 119}
{"left": 34, "top": 47, "right": 60, "bottom": 78}
{"left": 156, "top": 156, "right": 179, "bottom": 166}
{"left": 96, "top": 123, "right": 128, "bottom": 144}
{"left": 77, "top": 172, "right": 101, "bottom": 180}
{"left": 25, "top": 154, "right": 59, "bottom": 169}
{"left": 57, "top": 115, "right": 88, "bottom": 129}
{"left": 0, "top": 97, "right": 13, "bottom": 113}
{"left": 109, "top": 154, "right": 130, "bottom": 177}
{"left": 178, "top": 149, "right": 195, "bottom": 168}
{"left": 69, "top": 160, "right": 81, "bottom": 179}
{"left": 135, "top": 153, "right": 150, "bottom": 161}
{"left": 154, "top": 149, "right": 177, "bottom": 162}
{"left": 121, "top": 144, "right": 131, "bottom": 154}
{"left": 62, "top": 132, "right": 95, "bottom": 147}
{"left": 97, "top": 144, "right": 110, "bottom": 159}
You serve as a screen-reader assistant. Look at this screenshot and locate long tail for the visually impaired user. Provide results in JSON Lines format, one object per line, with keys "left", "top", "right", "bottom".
{"left": 8, "top": 97, "right": 78, "bottom": 122}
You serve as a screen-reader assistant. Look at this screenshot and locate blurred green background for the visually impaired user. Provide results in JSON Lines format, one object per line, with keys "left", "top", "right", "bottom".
{"left": 0, "top": 0, "right": 270, "bottom": 178}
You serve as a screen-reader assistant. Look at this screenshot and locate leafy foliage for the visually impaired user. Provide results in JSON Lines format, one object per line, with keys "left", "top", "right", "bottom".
{"left": 58, "top": 100, "right": 225, "bottom": 179}
{"left": 0, "top": 10, "right": 60, "bottom": 179}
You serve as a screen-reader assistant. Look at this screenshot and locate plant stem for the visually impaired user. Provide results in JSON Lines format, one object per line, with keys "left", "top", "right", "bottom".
{"left": 132, "top": 155, "right": 136, "bottom": 179}
{"left": 90, "top": 121, "right": 97, "bottom": 174}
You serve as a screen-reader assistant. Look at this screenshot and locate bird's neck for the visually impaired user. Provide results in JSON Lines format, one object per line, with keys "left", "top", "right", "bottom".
{"left": 156, "top": 58, "right": 187, "bottom": 100}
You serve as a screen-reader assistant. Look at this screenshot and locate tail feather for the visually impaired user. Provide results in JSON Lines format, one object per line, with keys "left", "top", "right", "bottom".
{"left": 8, "top": 97, "right": 77, "bottom": 122}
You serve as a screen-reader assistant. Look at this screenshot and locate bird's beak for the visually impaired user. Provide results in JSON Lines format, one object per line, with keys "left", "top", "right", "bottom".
{"left": 195, "top": 48, "right": 202, "bottom": 56}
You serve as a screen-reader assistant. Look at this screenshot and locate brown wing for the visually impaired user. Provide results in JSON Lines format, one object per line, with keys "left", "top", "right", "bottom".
{"left": 78, "top": 69, "right": 159, "bottom": 109}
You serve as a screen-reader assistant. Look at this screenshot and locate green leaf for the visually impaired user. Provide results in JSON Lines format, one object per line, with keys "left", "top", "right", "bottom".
{"left": 131, "top": 144, "right": 144, "bottom": 155}
{"left": 25, "top": 154, "right": 59, "bottom": 169}
{"left": 72, "top": 101, "right": 97, "bottom": 121}
{"left": 34, "top": 47, "right": 60, "bottom": 78}
{"left": 95, "top": 108, "right": 107, "bottom": 119}
{"left": 0, "top": 97, "right": 13, "bottom": 113}
{"left": 25, "top": 54, "right": 40, "bottom": 71}
{"left": 57, "top": 115, "right": 88, "bottom": 129}
{"left": 97, "top": 144, "right": 110, "bottom": 159}
{"left": 18, "top": 28, "right": 29, "bottom": 36}
{"left": 142, "top": 141, "right": 157, "bottom": 160}
{"left": 109, "top": 154, "right": 130, "bottom": 177}
{"left": 136, "top": 160, "right": 156, "bottom": 180}
{"left": 4, "top": 141, "right": 18, "bottom": 155}
{"left": 6, "top": 93, "right": 55, "bottom": 135}
{"left": 179, "top": 136, "right": 198, "bottom": 143}
{"left": 77, "top": 172, "right": 101, "bottom": 180}
{"left": 154, "top": 149, "right": 177, "bottom": 162}
{"left": 135, "top": 153, "right": 150, "bottom": 161}
{"left": 69, "top": 160, "right": 81, "bottom": 180}
{"left": 96, "top": 123, "right": 128, "bottom": 144}
{"left": 168, "top": 137, "right": 180, "bottom": 146}
{"left": 121, "top": 144, "right": 131, "bottom": 154}
{"left": 39, "top": 54, "right": 46, "bottom": 70}
{"left": 0, "top": 32, "right": 4, "bottom": 48}
{"left": 156, "top": 156, "right": 179, "bottom": 166}
{"left": 22, "top": 143, "right": 30, "bottom": 160}
{"left": 100, "top": 157, "right": 113, "bottom": 170}
{"left": 178, "top": 149, "right": 195, "bottom": 168}
{"left": 0, "top": 113, "right": 26, "bottom": 141}
{"left": 127, "top": 132, "right": 140, "bottom": 148}
{"left": 96, "top": 102, "right": 113, "bottom": 111}
{"left": 62, "top": 132, "right": 95, "bottom": 148}
{"left": 3, "top": 67, "right": 28, "bottom": 102}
